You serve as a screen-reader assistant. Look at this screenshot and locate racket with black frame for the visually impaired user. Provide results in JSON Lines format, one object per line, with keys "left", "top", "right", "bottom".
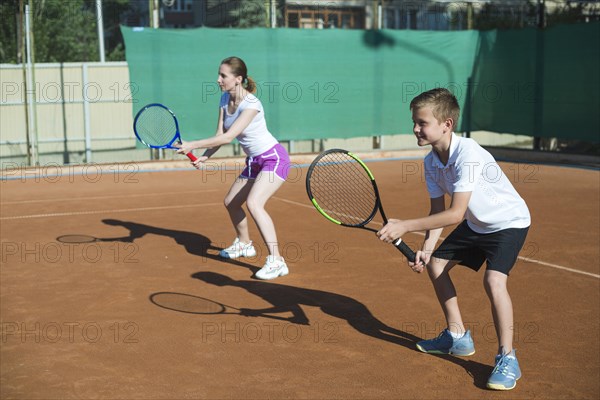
{"left": 133, "top": 103, "right": 197, "bottom": 161}
{"left": 306, "top": 148, "right": 416, "bottom": 262}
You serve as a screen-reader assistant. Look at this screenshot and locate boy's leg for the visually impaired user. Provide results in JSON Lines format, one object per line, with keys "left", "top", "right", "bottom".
{"left": 483, "top": 270, "right": 513, "bottom": 353}
{"left": 481, "top": 226, "right": 528, "bottom": 390}
{"left": 417, "top": 257, "right": 475, "bottom": 356}
{"left": 427, "top": 257, "right": 466, "bottom": 335}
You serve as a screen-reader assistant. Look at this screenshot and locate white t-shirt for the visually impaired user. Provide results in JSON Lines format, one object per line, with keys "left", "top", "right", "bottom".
{"left": 424, "top": 133, "right": 531, "bottom": 234}
{"left": 220, "top": 92, "right": 278, "bottom": 157}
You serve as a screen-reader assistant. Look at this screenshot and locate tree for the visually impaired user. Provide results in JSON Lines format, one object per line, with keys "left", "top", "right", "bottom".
{"left": 0, "top": 0, "right": 131, "bottom": 64}
{"left": 546, "top": 1, "right": 600, "bottom": 26}
{"left": 0, "top": 0, "right": 20, "bottom": 63}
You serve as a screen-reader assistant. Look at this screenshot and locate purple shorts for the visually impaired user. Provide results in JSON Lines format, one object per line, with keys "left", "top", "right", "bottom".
{"left": 240, "top": 144, "right": 291, "bottom": 181}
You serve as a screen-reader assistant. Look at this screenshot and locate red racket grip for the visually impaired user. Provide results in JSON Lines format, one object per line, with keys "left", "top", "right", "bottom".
{"left": 393, "top": 238, "right": 416, "bottom": 262}
{"left": 185, "top": 152, "right": 198, "bottom": 162}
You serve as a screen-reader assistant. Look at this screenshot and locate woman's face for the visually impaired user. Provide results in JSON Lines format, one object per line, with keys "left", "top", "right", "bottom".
{"left": 217, "top": 63, "right": 242, "bottom": 93}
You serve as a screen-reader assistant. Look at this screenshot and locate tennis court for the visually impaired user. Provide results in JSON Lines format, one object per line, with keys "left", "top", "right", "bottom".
{"left": 1, "top": 154, "right": 598, "bottom": 399}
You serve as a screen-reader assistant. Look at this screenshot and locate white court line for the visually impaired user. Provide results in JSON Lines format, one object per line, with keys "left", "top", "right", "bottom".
{"left": 0, "top": 203, "right": 221, "bottom": 220}
{"left": 0, "top": 190, "right": 218, "bottom": 205}
{"left": 516, "top": 257, "right": 600, "bottom": 279}
{"left": 273, "top": 196, "right": 600, "bottom": 280}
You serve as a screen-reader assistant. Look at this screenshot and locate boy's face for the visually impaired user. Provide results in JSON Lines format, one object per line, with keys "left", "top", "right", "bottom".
{"left": 411, "top": 105, "right": 452, "bottom": 147}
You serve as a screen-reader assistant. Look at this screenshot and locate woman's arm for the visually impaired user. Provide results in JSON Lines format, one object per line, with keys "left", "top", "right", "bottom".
{"left": 177, "top": 108, "right": 259, "bottom": 154}
{"left": 198, "top": 108, "right": 226, "bottom": 159}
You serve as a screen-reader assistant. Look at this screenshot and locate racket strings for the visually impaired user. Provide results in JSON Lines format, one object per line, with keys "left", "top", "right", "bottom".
{"left": 309, "top": 153, "right": 378, "bottom": 226}
{"left": 135, "top": 106, "right": 178, "bottom": 146}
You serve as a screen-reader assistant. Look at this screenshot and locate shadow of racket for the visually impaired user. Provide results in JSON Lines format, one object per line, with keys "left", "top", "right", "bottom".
{"left": 56, "top": 234, "right": 134, "bottom": 244}
{"left": 149, "top": 292, "right": 292, "bottom": 322}
{"left": 56, "top": 234, "right": 106, "bottom": 244}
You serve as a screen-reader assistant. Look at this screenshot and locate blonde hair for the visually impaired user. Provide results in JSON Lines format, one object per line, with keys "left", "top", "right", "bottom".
{"left": 221, "top": 56, "right": 256, "bottom": 93}
{"left": 410, "top": 88, "right": 460, "bottom": 128}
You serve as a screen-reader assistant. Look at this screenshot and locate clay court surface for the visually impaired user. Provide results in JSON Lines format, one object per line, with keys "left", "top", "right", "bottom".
{"left": 1, "top": 154, "right": 598, "bottom": 399}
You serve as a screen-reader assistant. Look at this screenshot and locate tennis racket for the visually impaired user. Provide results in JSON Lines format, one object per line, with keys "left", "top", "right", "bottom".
{"left": 149, "top": 292, "right": 290, "bottom": 321}
{"left": 306, "top": 149, "right": 416, "bottom": 262}
{"left": 133, "top": 103, "right": 197, "bottom": 161}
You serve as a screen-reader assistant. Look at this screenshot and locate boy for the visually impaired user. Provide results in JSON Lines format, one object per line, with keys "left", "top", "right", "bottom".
{"left": 377, "top": 88, "right": 530, "bottom": 390}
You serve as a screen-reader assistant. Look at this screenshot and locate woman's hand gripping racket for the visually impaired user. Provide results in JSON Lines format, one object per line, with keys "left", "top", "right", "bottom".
{"left": 133, "top": 103, "right": 197, "bottom": 161}
{"left": 306, "top": 149, "right": 416, "bottom": 262}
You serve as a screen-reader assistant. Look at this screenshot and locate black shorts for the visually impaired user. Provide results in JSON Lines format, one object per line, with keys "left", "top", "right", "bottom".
{"left": 432, "top": 220, "right": 530, "bottom": 275}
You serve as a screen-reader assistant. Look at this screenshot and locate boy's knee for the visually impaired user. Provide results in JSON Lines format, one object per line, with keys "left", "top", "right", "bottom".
{"left": 427, "top": 258, "right": 452, "bottom": 279}
{"left": 484, "top": 273, "right": 508, "bottom": 295}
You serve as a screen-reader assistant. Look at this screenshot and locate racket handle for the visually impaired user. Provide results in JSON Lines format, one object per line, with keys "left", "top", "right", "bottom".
{"left": 185, "top": 152, "right": 198, "bottom": 162}
{"left": 393, "top": 238, "right": 416, "bottom": 262}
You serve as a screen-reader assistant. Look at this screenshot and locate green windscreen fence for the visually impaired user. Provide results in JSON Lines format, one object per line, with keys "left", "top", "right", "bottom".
{"left": 122, "top": 22, "right": 599, "bottom": 143}
{"left": 468, "top": 22, "right": 599, "bottom": 142}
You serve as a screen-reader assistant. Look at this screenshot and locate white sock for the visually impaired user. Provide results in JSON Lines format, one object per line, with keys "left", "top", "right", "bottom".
{"left": 448, "top": 329, "right": 465, "bottom": 339}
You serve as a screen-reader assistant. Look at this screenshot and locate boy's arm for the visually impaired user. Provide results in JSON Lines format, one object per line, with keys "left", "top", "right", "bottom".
{"left": 421, "top": 196, "right": 446, "bottom": 255}
{"left": 377, "top": 191, "right": 472, "bottom": 244}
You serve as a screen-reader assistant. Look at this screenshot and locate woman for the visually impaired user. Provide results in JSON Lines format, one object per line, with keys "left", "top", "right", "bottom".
{"left": 177, "top": 57, "right": 290, "bottom": 280}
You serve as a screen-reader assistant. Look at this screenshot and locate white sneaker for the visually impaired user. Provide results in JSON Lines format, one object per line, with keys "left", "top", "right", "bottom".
{"left": 255, "top": 256, "right": 289, "bottom": 280}
{"left": 219, "top": 238, "right": 257, "bottom": 259}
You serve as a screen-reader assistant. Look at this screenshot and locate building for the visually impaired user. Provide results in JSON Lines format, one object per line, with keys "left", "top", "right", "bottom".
{"left": 124, "top": 1, "right": 589, "bottom": 31}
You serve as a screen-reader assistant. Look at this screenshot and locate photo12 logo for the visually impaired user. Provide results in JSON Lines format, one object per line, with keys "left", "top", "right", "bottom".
{"left": 200, "top": 321, "right": 339, "bottom": 344}
{"left": 1, "top": 162, "right": 139, "bottom": 183}
{"left": 1, "top": 321, "right": 140, "bottom": 344}
{"left": 1, "top": 240, "right": 140, "bottom": 265}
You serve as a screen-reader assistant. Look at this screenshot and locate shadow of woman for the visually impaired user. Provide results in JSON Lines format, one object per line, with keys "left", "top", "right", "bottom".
{"left": 191, "top": 271, "right": 492, "bottom": 389}
{"left": 100, "top": 219, "right": 261, "bottom": 273}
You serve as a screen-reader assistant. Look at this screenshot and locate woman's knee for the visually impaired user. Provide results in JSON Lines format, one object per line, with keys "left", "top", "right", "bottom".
{"left": 224, "top": 195, "right": 245, "bottom": 210}
{"left": 245, "top": 195, "right": 265, "bottom": 215}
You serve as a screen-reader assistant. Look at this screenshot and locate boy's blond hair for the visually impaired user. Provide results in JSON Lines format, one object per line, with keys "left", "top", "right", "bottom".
{"left": 410, "top": 88, "right": 460, "bottom": 129}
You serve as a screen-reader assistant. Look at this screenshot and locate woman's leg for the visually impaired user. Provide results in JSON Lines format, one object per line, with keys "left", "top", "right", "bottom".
{"left": 245, "top": 171, "right": 285, "bottom": 257}
{"left": 223, "top": 176, "right": 254, "bottom": 243}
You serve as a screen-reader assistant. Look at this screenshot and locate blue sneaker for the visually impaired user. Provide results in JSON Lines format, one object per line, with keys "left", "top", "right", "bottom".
{"left": 416, "top": 329, "right": 475, "bottom": 356}
{"left": 487, "top": 349, "right": 521, "bottom": 390}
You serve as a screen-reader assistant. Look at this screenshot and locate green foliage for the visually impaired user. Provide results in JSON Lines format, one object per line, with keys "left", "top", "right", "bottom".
{"left": 0, "top": 0, "right": 20, "bottom": 63}
{"left": 0, "top": 0, "right": 129, "bottom": 64}
{"left": 546, "top": 1, "right": 600, "bottom": 26}
{"left": 474, "top": 2, "right": 538, "bottom": 30}
{"left": 33, "top": 0, "right": 99, "bottom": 62}
{"left": 226, "top": 0, "right": 267, "bottom": 28}
{"left": 474, "top": 1, "right": 600, "bottom": 31}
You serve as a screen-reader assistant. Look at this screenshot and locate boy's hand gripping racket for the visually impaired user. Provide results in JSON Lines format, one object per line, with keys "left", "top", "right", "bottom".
{"left": 133, "top": 103, "right": 197, "bottom": 161}
{"left": 306, "top": 149, "right": 416, "bottom": 262}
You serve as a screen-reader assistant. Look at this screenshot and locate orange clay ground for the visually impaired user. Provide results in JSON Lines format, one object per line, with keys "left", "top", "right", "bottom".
{"left": 1, "top": 155, "right": 598, "bottom": 399}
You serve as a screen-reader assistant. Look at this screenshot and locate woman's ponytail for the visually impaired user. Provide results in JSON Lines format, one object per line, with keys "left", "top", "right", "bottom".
{"left": 245, "top": 76, "right": 257, "bottom": 94}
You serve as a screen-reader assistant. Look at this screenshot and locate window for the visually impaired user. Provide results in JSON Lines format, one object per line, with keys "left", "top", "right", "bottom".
{"left": 285, "top": 6, "right": 365, "bottom": 29}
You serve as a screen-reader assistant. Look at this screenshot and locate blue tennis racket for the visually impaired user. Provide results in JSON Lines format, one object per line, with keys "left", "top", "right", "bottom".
{"left": 133, "top": 103, "right": 197, "bottom": 161}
